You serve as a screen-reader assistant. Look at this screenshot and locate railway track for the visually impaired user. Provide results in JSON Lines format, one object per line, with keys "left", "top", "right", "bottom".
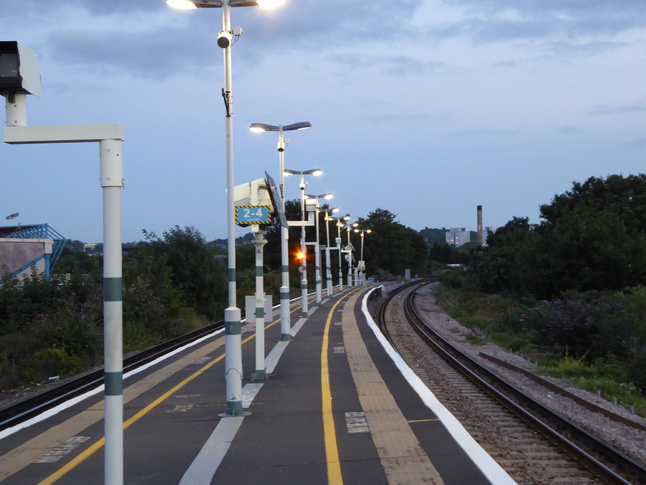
{"left": 0, "top": 320, "right": 225, "bottom": 432}
{"left": 376, "top": 278, "right": 646, "bottom": 485}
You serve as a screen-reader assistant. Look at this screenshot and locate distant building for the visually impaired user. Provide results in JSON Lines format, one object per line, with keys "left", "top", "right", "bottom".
{"left": 0, "top": 224, "right": 66, "bottom": 282}
{"left": 446, "top": 228, "right": 470, "bottom": 247}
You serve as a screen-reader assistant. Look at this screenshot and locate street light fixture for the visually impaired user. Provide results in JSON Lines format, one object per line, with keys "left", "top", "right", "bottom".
{"left": 167, "top": 0, "right": 285, "bottom": 417}
{"left": 305, "top": 193, "right": 333, "bottom": 305}
{"left": 344, "top": 222, "right": 358, "bottom": 286}
{"left": 335, "top": 215, "right": 350, "bottom": 291}
{"left": 354, "top": 228, "right": 371, "bottom": 286}
{"left": 249, "top": 121, "right": 311, "bottom": 340}
{"left": 284, "top": 168, "right": 322, "bottom": 316}
{"left": 322, "top": 207, "right": 340, "bottom": 296}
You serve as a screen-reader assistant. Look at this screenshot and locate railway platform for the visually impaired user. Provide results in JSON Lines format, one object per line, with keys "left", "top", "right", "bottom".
{"left": 0, "top": 284, "right": 515, "bottom": 484}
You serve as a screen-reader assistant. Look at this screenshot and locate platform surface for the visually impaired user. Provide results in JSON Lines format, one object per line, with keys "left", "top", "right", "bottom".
{"left": 0, "top": 285, "right": 515, "bottom": 485}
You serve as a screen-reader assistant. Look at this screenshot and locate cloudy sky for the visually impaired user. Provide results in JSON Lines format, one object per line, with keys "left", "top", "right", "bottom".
{"left": 1, "top": 0, "right": 645, "bottom": 243}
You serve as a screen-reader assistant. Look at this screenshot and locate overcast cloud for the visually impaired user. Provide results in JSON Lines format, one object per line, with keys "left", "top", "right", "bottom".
{"left": 1, "top": 0, "right": 645, "bottom": 243}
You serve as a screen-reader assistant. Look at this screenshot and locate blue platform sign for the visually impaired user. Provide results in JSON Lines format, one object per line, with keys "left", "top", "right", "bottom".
{"left": 235, "top": 205, "right": 272, "bottom": 226}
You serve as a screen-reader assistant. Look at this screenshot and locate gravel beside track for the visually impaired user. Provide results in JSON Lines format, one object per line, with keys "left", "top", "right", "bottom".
{"left": 386, "top": 281, "right": 646, "bottom": 470}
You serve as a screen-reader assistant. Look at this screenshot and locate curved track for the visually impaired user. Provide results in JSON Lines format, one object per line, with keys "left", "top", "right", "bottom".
{"left": 376, "top": 278, "right": 646, "bottom": 485}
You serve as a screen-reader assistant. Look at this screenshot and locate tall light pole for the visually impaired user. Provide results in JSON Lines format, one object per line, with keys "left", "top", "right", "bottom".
{"left": 345, "top": 222, "right": 358, "bottom": 287}
{"left": 335, "top": 215, "right": 350, "bottom": 291}
{"left": 322, "top": 207, "right": 339, "bottom": 296}
{"left": 284, "top": 168, "right": 322, "bottom": 317}
{"left": 167, "top": 0, "right": 285, "bottom": 417}
{"left": 354, "top": 228, "right": 371, "bottom": 286}
{"left": 305, "top": 193, "right": 333, "bottom": 305}
{"left": 249, "top": 121, "right": 310, "bottom": 340}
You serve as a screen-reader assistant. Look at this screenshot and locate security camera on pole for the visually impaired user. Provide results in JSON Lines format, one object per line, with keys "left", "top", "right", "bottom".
{"left": 2, "top": 41, "right": 125, "bottom": 485}
{"left": 167, "top": 0, "right": 287, "bottom": 418}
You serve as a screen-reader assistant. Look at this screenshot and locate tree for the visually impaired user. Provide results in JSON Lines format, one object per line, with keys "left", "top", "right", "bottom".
{"left": 138, "top": 226, "right": 227, "bottom": 320}
{"left": 357, "top": 209, "right": 429, "bottom": 277}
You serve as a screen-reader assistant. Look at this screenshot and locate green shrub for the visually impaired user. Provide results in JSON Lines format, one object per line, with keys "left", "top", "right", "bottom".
{"left": 24, "top": 347, "right": 81, "bottom": 383}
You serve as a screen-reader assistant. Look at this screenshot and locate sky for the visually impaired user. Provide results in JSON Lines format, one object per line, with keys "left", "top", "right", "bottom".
{"left": 1, "top": 0, "right": 645, "bottom": 243}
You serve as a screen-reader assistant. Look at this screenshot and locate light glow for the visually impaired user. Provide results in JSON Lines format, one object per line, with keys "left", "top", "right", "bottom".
{"left": 312, "top": 170, "right": 323, "bottom": 177}
{"left": 167, "top": 0, "right": 197, "bottom": 9}
{"left": 257, "top": 0, "right": 286, "bottom": 9}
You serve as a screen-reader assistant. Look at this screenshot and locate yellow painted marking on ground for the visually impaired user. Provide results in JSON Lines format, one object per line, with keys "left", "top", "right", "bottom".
{"left": 39, "top": 315, "right": 283, "bottom": 485}
{"left": 321, "top": 288, "right": 362, "bottom": 485}
{"left": 408, "top": 418, "right": 440, "bottom": 424}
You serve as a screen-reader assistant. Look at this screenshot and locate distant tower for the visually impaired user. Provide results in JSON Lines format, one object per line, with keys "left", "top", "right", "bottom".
{"left": 477, "top": 205, "right": 483, "bottom": 246}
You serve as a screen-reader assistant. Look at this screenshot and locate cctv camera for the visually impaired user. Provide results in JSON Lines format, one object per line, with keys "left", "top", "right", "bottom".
{"left": 217, "top": 30, "right": 232, "bottom": 48}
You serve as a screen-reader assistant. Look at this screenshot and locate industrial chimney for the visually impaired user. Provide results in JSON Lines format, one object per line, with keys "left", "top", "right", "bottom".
{"left": 477, "top": 205, "right": 483, "bottom": 246}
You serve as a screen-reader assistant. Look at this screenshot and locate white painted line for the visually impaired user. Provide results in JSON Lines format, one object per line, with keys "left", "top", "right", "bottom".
{"left": 265, "top": 342, "right": 289, "bottom": 375}
{"left": 242, "top": 383, "right": 264, "bottom": 408}
{"left": 178, "top": 416, "right": 244, "bottom": 485}
{"left": 0, "top": 328, "right": 225, "bottom": 441}
{"left": 290, "top": 318, "right": 307, "bottom": 336}
{"left": 360, "top": 289, "right": 517, "bottom": 485}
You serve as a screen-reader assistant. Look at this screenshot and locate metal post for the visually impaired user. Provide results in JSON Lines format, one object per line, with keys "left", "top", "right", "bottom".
{"left": 222, "top": 0, "right": 243, "bottom": 416}
{"left": 277, "top": 129, "right": 292, "bottom": 340}
{"left": 346, "top": 226, "right": 353, "bottom": 287}
{"left": 100, "top": 138, "right": 124, "bottom": 485}
{"left": 336, "top": 221, "right": 343, "bottom": 292}
{"left": 325, "top": 212, "right": 332, "bottom": 297}
{"left": 314, "top": 203, "right": 322, "bottom": 305}
{"left": 251, "top": 230, "right": 267, "bottom": 380}
{"left": 300, "top": 173, "right": 308, "bottom": 317}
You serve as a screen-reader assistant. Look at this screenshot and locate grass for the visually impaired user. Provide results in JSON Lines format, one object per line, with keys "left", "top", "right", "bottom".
{"left": 434, "top": 271, "right": 646, "bottom": 418}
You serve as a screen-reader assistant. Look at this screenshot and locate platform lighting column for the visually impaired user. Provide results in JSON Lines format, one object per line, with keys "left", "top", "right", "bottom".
{"left": 249, "top": 121, "right": 311, "bottom": 340}
{"left": 354, "top": 228, "right": 371, "bottom": 286}
{"left": 167, "top": 0, "right": 286, "bottom": 417}
{"left": 323, "top": 207, "right": 339, "bottom": 296}
{"left": 346, "top": 222, "right": 358, "bottom": 286}
{"left": 305, "top": 193, "right": 332, "bottom": 305}
{"left": 284, "top": 168, "right": 322, "bottom": 316}
{"left": 335, "top": 215, "right": 349, "bottom": 291}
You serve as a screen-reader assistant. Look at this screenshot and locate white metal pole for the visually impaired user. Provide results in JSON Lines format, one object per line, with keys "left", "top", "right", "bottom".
{"left": 300, "top": 173, "right": 308, "bottom": 317}
{"left": 347, "top": 226, "right": 353, "bottom": 287}
{"left": 277, "top": 128, "right": 292, "bottom": 340}
{"left": 5, "top": 94, "right": 27, "bottom": 127}
{"left": 100, "top": 139, "right": 124, "bottom": 485}
{"left": 360, "top": 232, "right": 365, "bottom": 286}
{"left": 325, "top": 213, "right": 332, "bottom": 297}
{"left": 252, "top": 230, "right": 267, "bottom": 380}
{"left": 222, "top": 0, "right": 243, "bottom": 416}
{"left": 314, "top": 204, "right": 322, "bottom": 305}
{"left": 336, "top": 221, "right": 343, "bottom": 292}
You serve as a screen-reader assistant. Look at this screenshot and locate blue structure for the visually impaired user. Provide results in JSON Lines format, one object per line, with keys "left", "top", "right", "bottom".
{"left": 0, "top": 224, "right": 67, "bottom": 281}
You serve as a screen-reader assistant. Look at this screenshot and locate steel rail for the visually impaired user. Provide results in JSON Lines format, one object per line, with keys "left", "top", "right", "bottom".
{"left": 382, "top": 280, "right": 646, "bottom": 484}
{"left": 0, "top": 321, "right": 225, "bottom": 431}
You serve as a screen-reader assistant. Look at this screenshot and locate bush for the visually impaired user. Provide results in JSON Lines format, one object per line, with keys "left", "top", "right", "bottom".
{"left": 520, "top": 296, "right": 632, "bottom": 361}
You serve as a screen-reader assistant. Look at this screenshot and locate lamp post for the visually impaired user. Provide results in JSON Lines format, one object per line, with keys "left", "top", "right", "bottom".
{"left": 305, "top": 193, "right": 333, "bottom": 305}
{"left": 167, "top": 0, "right": 285, "bottom": 417}
{"left": 322, "top": 207, "right": 339, "bottom": 296}
{"left": 335, "top": 215, "right": 350, "bottom": 291}
{"left": 284, "top": 168, "right": 322, "bottom": 317}
{"left": 345, "top": 222, "right": 358, "bottom": 287}
{"left": 354, "top": 228, "right": 371, "bottom": 286}
{"left": 249, "top": 121, "right": 310, "bottom": 340}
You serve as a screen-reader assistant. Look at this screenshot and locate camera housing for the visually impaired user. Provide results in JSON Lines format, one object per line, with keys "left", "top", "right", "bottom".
{"left": 0, "top": 41, "right": 41, "bottom": 98}
{"left": 217, "top": 30, "right": 232, "bottom": 48}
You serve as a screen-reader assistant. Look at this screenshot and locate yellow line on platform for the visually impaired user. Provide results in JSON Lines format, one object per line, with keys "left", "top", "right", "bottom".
{"left": 39, "top": 316, "right": 282, "bottom": 485}
{"left": 321, "top": 288, "right": 361, "bottom": 485}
